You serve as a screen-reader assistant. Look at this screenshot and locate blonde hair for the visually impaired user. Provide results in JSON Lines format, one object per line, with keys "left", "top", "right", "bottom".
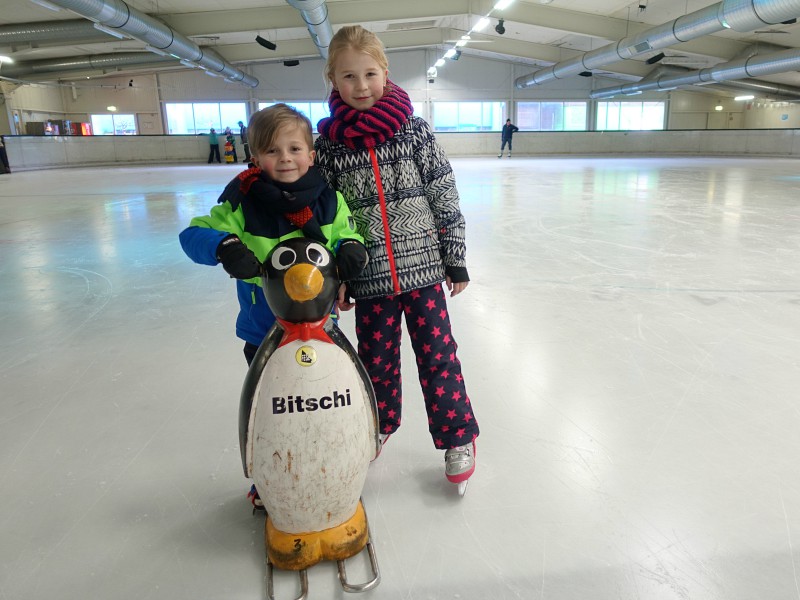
{"left": 325, "top": 25, "right": 389, "bottom": 85}
{"left": 247, "top": 104, "right": 314, "bottom": 154}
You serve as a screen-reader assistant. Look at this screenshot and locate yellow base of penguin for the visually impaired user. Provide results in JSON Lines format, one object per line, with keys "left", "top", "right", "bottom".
{"left": 266, "top": 500, "right": 368, "bottom": 571}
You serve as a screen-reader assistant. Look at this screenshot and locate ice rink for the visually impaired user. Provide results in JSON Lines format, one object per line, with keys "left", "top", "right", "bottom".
{"left": 1, "top": 155, "right": 799, "bottom": 600}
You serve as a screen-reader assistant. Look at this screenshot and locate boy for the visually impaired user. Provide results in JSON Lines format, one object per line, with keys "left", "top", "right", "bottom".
{"left": 179, "top": 103, "right": 368, "bottom": 508}
{"left": 180, "top": 103, "right": 367, "bottom": 365}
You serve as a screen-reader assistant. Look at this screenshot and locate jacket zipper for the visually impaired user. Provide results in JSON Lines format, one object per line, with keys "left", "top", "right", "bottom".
{"left": 368, "top": 148, "right": 401, "bottom": 295}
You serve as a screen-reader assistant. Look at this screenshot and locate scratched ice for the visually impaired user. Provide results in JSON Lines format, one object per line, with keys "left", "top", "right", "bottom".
{"left": 0, "top": 157, "right": 799, "bottom": 599}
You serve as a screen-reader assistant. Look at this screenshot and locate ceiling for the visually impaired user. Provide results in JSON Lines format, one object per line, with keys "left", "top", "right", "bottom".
{"left": 2, "top": 0, "right": 800, "bottom": 95}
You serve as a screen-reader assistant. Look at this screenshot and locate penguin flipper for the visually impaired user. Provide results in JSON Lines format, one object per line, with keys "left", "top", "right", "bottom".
{"left": 239, "top": 322, "right": 284, "bottom": 477}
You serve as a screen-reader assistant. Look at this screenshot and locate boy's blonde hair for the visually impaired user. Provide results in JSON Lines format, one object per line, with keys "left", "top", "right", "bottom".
{"left": 247, "top": 103, "right": 314, "bottom": 154}
{"left": 324, "top": 25, "right": 389, "bottom": 85}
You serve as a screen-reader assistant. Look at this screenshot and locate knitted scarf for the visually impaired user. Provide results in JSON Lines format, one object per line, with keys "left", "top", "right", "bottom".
{"left": 317, "top": 81, "right": 414, "bottom": 150}
{"left": 218, "top": 166, "right": 329, "bottom": 244}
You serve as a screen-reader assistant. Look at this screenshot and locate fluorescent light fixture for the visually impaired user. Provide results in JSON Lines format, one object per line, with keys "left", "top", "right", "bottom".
{"left": 107, "top": 105, "right": 117, "bottom": 111}
{"left": 444, "top": 48, "right": 457, "bottom": 59}
{"left": 0, "top": 55, "right": 14, "bottom": 64}
{"left": 93, "top": 23, "right": 126, "bottom": 39}
{"left": 144, "top": 45, "right": 170, "bottom": 57}
{"left": 474, "top": 17, "right": 490, "bottom": 31}
{"left": 715, "top": 104, "right": 723, "bottom": 111}
{"left": 734, "top": 95, "right": 754, "bottom": 101}
{"left": 30, "top": 0, "right": 62, "bottom": 11}
{"left": 494, "top": 0, "right": 515, "bottom": 9}
{"left": 435, "top": 58, "right": 445, "bottom": 67}
{"left": 456, "top": 39, "right": 468, "bottom": 47}
{"left": 179, "top": 59, "right": 197, "bottom": 68}
{"left": 203, "top": 70, "right": 222, "bottom": 78}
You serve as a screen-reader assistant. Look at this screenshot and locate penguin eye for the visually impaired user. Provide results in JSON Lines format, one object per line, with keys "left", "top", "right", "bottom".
{"left": 270, "top": 247, "right": 296, "bottom": 270}
{"left": 305, "top": 243, "right": 330, "bottom": 267}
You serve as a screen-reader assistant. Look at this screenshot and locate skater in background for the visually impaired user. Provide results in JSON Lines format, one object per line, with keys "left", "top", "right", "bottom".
{"left": 238, "top": 120, "right": 252, "bottom": 163}
{"left": 499, "top": 118, "right": 519, "bottom": 158}
{"left": 207, "top": 128, "right": 221, "bottom": 163}
{"left": 224, "top": 126, "right": 239, "bottom": 163}
{"left": 0, "top": 136, "right": 10, "bottom": 174}
{"left": 314, "top": 25, "right": 479, "bottom": 490}
{"left": 179, "top": 104, "right": 368, "bottom": 507}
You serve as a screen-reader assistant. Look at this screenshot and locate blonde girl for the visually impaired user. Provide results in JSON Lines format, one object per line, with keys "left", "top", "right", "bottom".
{"left": 314, "top": 25, "right": 479, "bottom": 491}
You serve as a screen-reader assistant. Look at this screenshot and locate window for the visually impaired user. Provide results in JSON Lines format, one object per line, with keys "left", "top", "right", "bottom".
{"left": 165, "top": 102, "right": 247, "bottom": 134}
{"left": 431, "top": 102, "right": 505, "bottom": 132}
{"left": 90, "top": 113, "right": 137, "bottom": 135}
{"left": 517, "top": 102, "right": 587, "bottom": 131}
{"left": 257, "top": 102, "right": 329, "bottom": 132}
{"left": 596, "top": 101, "right": 666, "bottom": 130}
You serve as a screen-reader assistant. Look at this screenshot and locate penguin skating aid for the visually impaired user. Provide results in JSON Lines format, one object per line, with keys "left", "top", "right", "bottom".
{"left": 238, "top": 238, "right": 381, "bottom": 598}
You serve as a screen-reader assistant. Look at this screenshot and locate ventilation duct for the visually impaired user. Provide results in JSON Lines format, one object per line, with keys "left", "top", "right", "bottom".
{"left": 33, "top": 0, "right": 258, "bottom": 87}
{"left": 590, "top": 47, "right": 800, "bottom": 98}
{"left": 0, "top": 52, "right": 174, "bottom": 78}
{"left": 515, "top": 0, "right": 800, "bottom": 89}
{"left": 0, "top": 19, "right": 107, "bottom": 44}
{"left": 285, "top": 0, "right": 333, "bottom": 59}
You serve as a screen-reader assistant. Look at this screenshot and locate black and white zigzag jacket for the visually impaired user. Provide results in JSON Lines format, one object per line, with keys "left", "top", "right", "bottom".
{"left": 314, "top": 116, "right": 469, "bottom": 300}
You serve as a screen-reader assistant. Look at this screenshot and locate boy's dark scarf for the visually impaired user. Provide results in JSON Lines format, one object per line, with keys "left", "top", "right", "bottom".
{"left": 317, "top": 81, "right": 414, "bottom": 150}
{"left": 218, "top": 165, "right": 329, "bottom": 243}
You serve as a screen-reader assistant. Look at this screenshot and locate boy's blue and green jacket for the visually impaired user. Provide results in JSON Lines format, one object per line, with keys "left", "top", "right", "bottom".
{"left": 179, "top": 166, "right": 363, "bottom": 346}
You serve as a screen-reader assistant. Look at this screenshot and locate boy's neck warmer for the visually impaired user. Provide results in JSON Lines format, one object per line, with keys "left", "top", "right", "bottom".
{"left": 219, "top": 165, "right": 329, "bottom": 244}
{"left": 317, "top": 81, "right": 414, "bottom": 150}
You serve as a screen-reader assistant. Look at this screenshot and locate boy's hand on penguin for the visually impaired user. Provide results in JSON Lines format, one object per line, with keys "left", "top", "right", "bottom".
{"left": 216, "top": 234, "right": 261, "bottom": 279}
{"left": 335, "top": 239, "right": 368, "bottom": 281}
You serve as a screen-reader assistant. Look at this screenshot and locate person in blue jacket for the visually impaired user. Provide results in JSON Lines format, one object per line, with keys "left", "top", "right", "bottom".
{"left": 499, "top": 118, "right": 519, "bottom": 158}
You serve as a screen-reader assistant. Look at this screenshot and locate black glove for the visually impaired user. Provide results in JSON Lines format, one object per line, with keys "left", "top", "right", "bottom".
{"left": 335, "top": 239, "right": 368, "bottom": 281}
{"left": 216, "top": 235, "right": 261, "bottom": 279}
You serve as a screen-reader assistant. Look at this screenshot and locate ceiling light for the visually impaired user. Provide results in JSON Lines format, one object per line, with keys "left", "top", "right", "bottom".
{"left": 435, "top": 58, "right": 445, "bottom": 67}
{"left": 145, "top": 45, "right": 170, "bottom": 57}
{"left": 29, "top": 0, "right": 62, "bottom": 11}
{"left": 734, "top": 95, "right": 754, "bottom": 101}
{"left": 494, "top": 0, "right": 515, "bottom": 9}
{"left": 0, "top": 55, "right": 14, "bottom": 64}
{"left": 180, "top": 60, "right": 197, "bottom": 68}
{"left": 715, "top": 105, "right": 724, "bottom": 111}
{"left": 495, "top": 19, "right": 506, "bottom": 35}
{"left": 93, "top": 23, "right": 127, "bottom": 39}
{"left": 107, "top": 106, "right": 117, "bottom": 111}
{"left": 444, "top": 48, "right": 456, "bottom": 59}
{"left": 456, "top": 39, "right": 468, "bottom": 47}
{"left": 474, "top": 17, "right": 490, "bottom": 32}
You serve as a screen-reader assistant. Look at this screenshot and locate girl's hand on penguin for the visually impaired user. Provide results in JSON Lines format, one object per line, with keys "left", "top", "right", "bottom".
{"left": 337, "top": 283, "right": 355, "bottom": 311}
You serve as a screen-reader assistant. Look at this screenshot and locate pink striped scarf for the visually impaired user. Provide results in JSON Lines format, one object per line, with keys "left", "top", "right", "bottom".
{"left": 317, "top": 81, "right": 414, "bottom": 150}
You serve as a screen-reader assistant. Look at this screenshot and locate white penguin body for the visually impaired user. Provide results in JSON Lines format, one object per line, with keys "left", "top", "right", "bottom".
{"left": 245, "top": 335, "right": 376, "bottom": 533}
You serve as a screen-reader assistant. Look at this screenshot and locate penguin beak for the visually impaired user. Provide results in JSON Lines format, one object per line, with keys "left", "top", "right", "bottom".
{"left": 284, "top": 264, "right": 324, "bottom": 302}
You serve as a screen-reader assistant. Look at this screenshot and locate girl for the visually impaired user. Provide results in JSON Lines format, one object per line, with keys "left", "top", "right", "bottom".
{"left": 314, "top": 25, "right": 479, "bottom": 490}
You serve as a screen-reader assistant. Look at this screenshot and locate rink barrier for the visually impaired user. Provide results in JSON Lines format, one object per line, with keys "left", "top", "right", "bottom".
{"left": 4, "top": 129, "right": 800, "bottom": 170}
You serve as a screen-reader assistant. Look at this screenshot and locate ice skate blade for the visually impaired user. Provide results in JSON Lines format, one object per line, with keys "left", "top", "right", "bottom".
{"left": 336, "top": 530, "right": 381, "bottom": 592}
{"left": 266, "top": 561, "right": 308, "bottom": 600}
{"left": 457, "top": 479, "right": 469, "bottom": 496}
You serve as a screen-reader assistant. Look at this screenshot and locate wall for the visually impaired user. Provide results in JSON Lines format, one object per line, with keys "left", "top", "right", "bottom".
{"left": 5, "top": 48, "right": 800, "bottom": 170}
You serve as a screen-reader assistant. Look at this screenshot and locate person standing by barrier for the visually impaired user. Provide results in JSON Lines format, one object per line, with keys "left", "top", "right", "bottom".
{"left": 207, "top": 128, "right": 221, "bottom": 163}
{"left": 0, "top": 135, "right": 11, "bottom": 174}
{"left": 498, "top": 118, "right": 519, "bottom": 158}
{"left": 238, "top": 120, "right": 251, "bottom": 163}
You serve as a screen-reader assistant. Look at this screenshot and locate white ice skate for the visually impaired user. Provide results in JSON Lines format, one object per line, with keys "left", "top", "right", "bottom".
{"left": 445, "top": 441, "right": 476, "bottom": 497}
